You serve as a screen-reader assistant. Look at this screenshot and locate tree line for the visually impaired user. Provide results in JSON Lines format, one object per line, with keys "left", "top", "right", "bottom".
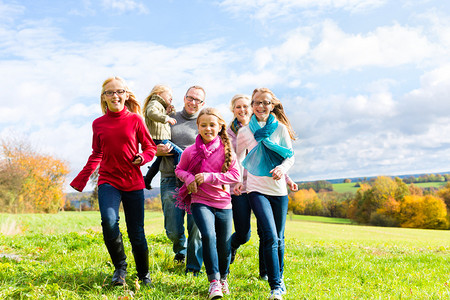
{"left": 289, "top": 176, "right": 450, "bottom": 229}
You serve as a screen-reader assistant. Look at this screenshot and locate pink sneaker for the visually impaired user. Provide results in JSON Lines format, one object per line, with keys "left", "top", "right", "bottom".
{"left": 208, "top": 280, "right": 223, "bottom": 299}
{"left": 220, "top": 279, "right": 230, "bottom": 295}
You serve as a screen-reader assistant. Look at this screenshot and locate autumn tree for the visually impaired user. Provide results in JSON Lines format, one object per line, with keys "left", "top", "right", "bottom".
{"left": 398, "top": 195, "right": 449, "bottom": 229}
{"left": 0, "top": 138, "right": 69, "bottom": 213}
{"left": 348, "top": 177, "right": 409, "bottom": 225}
{"left": 437, "top": 182, "right": 450, "bottom": 212}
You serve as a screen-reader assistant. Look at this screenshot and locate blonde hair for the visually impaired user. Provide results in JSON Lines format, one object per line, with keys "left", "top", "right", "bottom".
{"left": 100, "top": 76, "right": 141, "bottom": 115}
{"left": 197, "top": 107, "right": 232, "bottom": 173}
{"left": 142, "top": 84, "right": 172, "bottom": 116}
{"left": 251, "top": 88, "right": 296, "bottom": 140}
{"left": 229, "top": 94, "right": 251, "bottom": 112}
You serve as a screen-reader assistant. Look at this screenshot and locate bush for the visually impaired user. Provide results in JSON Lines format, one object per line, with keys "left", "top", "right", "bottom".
{"left": 399, "top": 195, "right": 449, "bottom": 229}
{"left": 0, "top": 138, "right": 69, "bottom": 213}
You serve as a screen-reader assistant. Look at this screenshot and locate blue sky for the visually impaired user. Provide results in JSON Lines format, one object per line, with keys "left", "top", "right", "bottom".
{"left": 1, "top": 0, "right": 450, "bottom": 191}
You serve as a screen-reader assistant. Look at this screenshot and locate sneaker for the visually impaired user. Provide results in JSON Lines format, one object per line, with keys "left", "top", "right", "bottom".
{"left": 230, "top": 247, "right": 237, "bottom": 264}
{"left": 208, "top": 280, "right": 223, "bottom": 299}
{"left": 220, "top": 279, "right": 230, "bottom": 295}
{"left": 280, "top": 278, "right": 286, "bottom": 295}
{"left": 174, "top": 253, "right": 186, "bottom": 264}
{"left": 268, "top": 289, "right": 283, "bottom": 300}
{"left": 260, "top": 274, "right": 268, "bottom": 281}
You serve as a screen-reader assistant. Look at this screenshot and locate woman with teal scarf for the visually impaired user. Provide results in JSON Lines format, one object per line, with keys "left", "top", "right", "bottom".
{"left": 236, "top": 88, "right": 296, "bottom": 300}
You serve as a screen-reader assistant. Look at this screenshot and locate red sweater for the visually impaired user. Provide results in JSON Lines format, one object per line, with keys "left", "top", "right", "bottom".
{"left": 71, "top": 108, "right": 156, "bottom": 192}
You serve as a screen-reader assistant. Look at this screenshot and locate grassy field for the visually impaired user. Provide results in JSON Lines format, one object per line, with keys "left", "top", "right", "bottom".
{"left": 1, "top": 212, "right": 450, "bottom": 299}
{"left": 332, "top": 181, "right": 448, "bottom": 193}
{"left": 331, "top": 182, "right": 359, "bottom": 193}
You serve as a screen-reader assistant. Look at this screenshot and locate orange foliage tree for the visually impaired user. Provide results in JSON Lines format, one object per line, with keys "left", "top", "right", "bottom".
{"left": 288, "top": 188, "right": 323, "bottom": 215}
{"left": 0, "top": 138, "right": 69, "bottom": 213}
{"left": 399, "top": 195, "right": 449, "bottom": 229}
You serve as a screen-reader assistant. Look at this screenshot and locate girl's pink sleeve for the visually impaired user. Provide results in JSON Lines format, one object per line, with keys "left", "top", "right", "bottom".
{"left": 70, "top": 129, "right": 102, "bottom": 192}
{"left": 175, "top": 147, "right": 196, "bottom": 186}
{"left": 203, "top": 156, "right": 241, "bottom": 185}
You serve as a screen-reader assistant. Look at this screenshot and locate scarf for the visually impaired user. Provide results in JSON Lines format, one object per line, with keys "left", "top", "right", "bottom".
{"left": 229, "top": 118, "right": 243, "bottom": 135}
{"left": 242, "top": 114, "right": 293, "bottom": 177}
{"left": 175, "top": 134, "right": 222, "bottom": 213}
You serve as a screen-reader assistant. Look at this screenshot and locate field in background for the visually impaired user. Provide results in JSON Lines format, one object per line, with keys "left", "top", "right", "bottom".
{"left": 1, "top": 212, "right": 450, "bottom": 299}
{"left": 331, "top": 181, "right": 448, "bottom": 194}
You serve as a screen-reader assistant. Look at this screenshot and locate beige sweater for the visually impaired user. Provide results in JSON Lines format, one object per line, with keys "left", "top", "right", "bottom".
{"left": 144, "top": 94, "right": 173, "bottom": 140}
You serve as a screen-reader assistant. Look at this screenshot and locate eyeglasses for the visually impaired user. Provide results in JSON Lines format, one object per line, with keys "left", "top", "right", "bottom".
{"left": 185, "top": 95, "right": 204, "bottom": 104}
{"left": 252, "top": 100, "right": 272, "bottom": 107}
{"left": 103, "top": 89, "right": 126, "bottom": 97}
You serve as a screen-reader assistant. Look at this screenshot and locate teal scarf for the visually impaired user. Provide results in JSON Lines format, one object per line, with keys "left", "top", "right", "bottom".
{"left": 242, "top": 114, "right": 293, "bottom": 177}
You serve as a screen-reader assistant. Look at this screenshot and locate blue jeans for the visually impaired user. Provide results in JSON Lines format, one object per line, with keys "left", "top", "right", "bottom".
{"left": 98, "top": 183, "right": 147, "bottom": 253}
{"left": 160, "top": 176, "right": 203, "bottom": 271}
{"left": 248, "top": 192, "right": 288, "bottom": 291}
{"left": 191, "top": 203, "right": 232, "bottom": 282}
{"left": 230, "top": 193, "right": 267, "bottom": 277}
{"left": 145, "top": 140, "right": 183, "bottom": 184}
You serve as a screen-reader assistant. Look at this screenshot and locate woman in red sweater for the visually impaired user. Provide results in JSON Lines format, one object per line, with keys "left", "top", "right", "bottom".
{"left": 71, "top": 76, "right": 157, "bottom": 287}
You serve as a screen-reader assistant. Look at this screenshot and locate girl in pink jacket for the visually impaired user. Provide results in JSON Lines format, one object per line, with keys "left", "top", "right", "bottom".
{"left": 175, "top": 107, "right": 240, "bottom": 300}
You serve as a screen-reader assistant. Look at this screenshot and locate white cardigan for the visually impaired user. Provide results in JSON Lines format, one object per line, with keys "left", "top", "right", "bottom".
{"left": 236, "top": 121, "right": 294, "bottom": 196}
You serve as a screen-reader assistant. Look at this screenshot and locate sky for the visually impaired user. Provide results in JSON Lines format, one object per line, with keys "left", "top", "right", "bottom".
{"left": 1, "top": 0, "right": 450, "bottom": 191}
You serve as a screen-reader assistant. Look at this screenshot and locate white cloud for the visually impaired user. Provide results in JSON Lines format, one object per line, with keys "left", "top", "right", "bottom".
{"left": 101, "top": 0, "right": 149, "bottom": 14}
{"left": 312, "top": 20, "right": 435, "bottom": 71}
{"left": 219, "top": 0, "right": 388, "bottom": 20}
{"left": 0, "top": 1, "right": 25, "bottom": 24}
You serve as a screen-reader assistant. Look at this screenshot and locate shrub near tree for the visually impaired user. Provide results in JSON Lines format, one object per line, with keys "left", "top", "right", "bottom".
{"left": 348, "top": 176, "right": 449, "bottom": 229}
{"left": 0, "top": 138, "right": 69, "bottom": 213}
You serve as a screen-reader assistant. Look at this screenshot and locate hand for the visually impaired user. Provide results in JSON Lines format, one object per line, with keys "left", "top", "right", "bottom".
{"left": 168, "top": 118, "right": 177, "bottom": 125}
{"left": 187, "top": 181, "right": 198, "bottom": 194}
{"left": 156, "top": 143, "right": 174, "bottom": 156}
{"left": 233, "top": 182, "right": 243, "bottom": 195}
{"left": 270, "top": 167, "right": 283, "bottom": 181}
{"left": 132, "top": 154, "right": 143, "bottom": 165}
{"left": 288, "top": 182, "right": 298, "bottom": 192}
{"left": 195, "top": 173, "right": 204, "bottom": 185}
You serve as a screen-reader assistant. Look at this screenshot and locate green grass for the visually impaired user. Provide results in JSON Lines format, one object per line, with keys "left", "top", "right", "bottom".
{"left": 412, "top": 182, "right": 447, "bottom": 189}
{"left": 331, "top": 182, "right": 359, "bottom": 193}
{"left": 1, "top": 212, "right": 450, "bottom": 299}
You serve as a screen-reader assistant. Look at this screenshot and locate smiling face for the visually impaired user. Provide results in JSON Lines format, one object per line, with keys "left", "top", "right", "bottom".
{"left": 102, "top": 79, "right": 129, "bottom": 112}
{"left": 233, "top": 97, "right": 252, "bottom": 125}
{"left": 184, "top": 87, "right": 205, "bottom": 115}
{"left": 252, "top": 91, "right": 274, "bottom": 122}
{"left": 197, "top": 113, "right": 221, "bottom": 144}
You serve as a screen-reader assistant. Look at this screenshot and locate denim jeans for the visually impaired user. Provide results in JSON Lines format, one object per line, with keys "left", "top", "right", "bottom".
{"left": 98, "top": 183, "right": 148, "bottom": 253}
{"left": 160, "top": 176, "right": 203, "bottom": 271}
{"left": 191, "top": 203, "right": 232, "bottom": 282}
{"left": 145, "top": 140, "right": 183, "bottom": 183}
{"left": 248, "top": 192, "right": 288, "bottom": 291}
{"left": 230, "top": 193, "right": 267, "bottom": 277}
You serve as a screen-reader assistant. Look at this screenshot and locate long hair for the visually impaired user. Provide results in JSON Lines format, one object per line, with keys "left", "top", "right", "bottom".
{"left": 251, "top": 88, "right": 296, "bottom": 140}
{"left": 142, "top": 84, "right": 172, "bottom": 121}
{"left": 100, "top": 76, "right": 141, "bottom": 115}
{"left": 197, "top": 107, "right": 232, "bottom": 173}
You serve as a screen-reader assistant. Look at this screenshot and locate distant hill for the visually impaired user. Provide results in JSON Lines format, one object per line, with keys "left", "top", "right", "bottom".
{"left": 297, "top": 171, "right": 450, "bottom": 184}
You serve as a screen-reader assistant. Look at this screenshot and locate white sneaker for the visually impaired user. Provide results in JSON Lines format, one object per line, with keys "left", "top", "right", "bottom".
{"left": 280, "top": 278, "right": 286, "bottom": 295}
{"left": 220, "top": 279, "right": 230, "bottom": 295}
{"left": 208, "top": 280, "right": 223, "bottom": 299}
{"left": 268, "top": 288, "right": 283, "bottom": 300}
